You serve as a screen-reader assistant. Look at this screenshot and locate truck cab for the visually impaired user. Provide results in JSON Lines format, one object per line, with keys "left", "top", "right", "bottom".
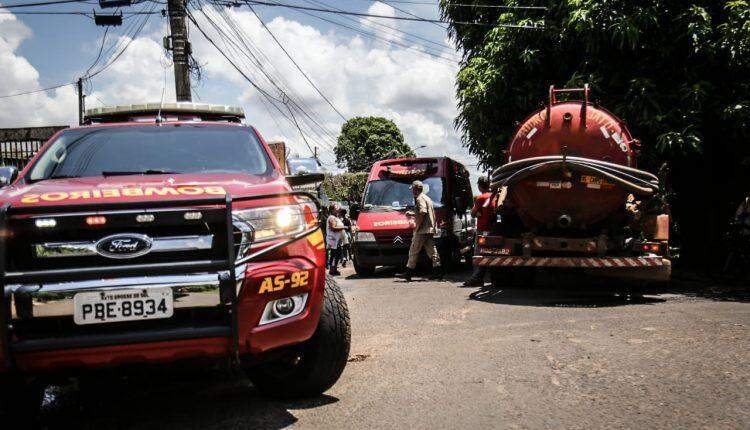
{"left": 0, "top": 103, "right": 351, "bottom": 415}
{"left": 352, "top": 157, "right": 474, "bottom": 275}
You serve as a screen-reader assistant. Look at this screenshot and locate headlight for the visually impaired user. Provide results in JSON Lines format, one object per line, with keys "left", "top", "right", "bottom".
{"left": 259, "top": 293, "right": 308, "bottom": 325}
{"left": 356, "top": 231, "right": 376, "bottom": 242}
{"left": 234, "top": 204, "right": 313, "bottom": 245}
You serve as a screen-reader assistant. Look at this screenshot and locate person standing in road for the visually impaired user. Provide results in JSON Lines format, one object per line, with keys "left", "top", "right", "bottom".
{"left": 463, "top": 176, "right": 494, "bottom": 287}
{"left": 403, "top": 180, "right": 441, "bottom": 282}
{"left": 339, "top": 208, "right": 352, "bottom": 267}
{"left": 326, "top": 203, "right": 345, "bottom": 276}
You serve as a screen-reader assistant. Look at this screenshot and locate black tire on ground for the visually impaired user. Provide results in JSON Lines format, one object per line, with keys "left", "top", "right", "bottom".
{"left": 0, "top": 375, "right": 45, "bottom": 420}
{"left": 248, "top": 276, "right": 351, "bottom": 399}
{"left": 353, "top": 260, "right": 376, "bottom": 277}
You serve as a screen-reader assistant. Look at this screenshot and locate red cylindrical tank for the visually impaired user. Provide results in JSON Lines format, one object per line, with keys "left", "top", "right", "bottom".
{"left": 506, "top": 86, "right": 638, "bottom": 230}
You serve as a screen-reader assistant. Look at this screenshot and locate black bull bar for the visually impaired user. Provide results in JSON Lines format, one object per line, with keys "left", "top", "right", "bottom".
{"left": 0, "top": 191, "right": 322, "bottom": 369}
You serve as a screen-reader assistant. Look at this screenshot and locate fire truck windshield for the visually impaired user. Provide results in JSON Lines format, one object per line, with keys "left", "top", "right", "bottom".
{"left": 363, "top": 177, "right": 444, "bottom": 210}
{"left": 28, "top": 125, "right": 273, "bottom": 181}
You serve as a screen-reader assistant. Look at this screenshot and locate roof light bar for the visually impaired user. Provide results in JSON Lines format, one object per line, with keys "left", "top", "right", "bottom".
{"left": 85, "top": 103, "right": 245, "bottom": 121}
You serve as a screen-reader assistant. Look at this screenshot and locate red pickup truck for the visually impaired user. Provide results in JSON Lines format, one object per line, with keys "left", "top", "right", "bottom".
{"left": 0, "top": 104, "right": 351, "bottom": 415}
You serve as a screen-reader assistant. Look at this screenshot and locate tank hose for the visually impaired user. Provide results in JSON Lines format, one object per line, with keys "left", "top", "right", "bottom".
{"left": 490, "top": 158, "right": 659, "bottom": 195}
{"left": 493, "top": 155, "right": 658, "bottom": 183}
{"left": 492, "top": 159, "right": 659, "bottom": 191}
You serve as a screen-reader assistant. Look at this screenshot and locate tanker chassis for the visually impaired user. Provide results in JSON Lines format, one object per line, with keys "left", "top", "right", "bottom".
{"left": 475, "top": 86, "right": 671, "bottom": 284}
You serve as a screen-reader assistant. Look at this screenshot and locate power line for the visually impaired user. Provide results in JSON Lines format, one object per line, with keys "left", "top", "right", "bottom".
{"left": 305, "top": 0, "right": 457, "bottom": 53}
{"left": 202, "top": 3, "right": 341, "bottom": 150}
{"left": 0, "top": 1, "right": 156, "bottom": 99}
{"left": 192, "top": 3, "right": 340, "bottom": 159}
{"left": 0, "top": 10, "right": 160, "bottom": 15}
{"left": 187, "top": 7, "right": 334, "bottom": 159}
{"left": 379, "top": 0, "right": 445, "bottom": 29}
{"left": 253, "top": 0, "right": 459, "bottom": 65}
{"left": 0, "top": 0, "right": 166, "bottom": 7}
{"left": 367, "top": 0, "right": 547, "bottom": 10}
{"left": 0, "top": 0, "right": 86, "bottom": 8}
{"left": 0, "top": 82, "right": 72, "bottom": 99}
{"left": 246, "top": 4, "right": 347, "bottom": 121}
{"left": 243, "top": 0, "right": 543, "bottom": 28}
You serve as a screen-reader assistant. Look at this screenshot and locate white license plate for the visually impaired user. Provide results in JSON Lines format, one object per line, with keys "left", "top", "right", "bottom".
{"left": 73, "top": 287, "right": 174, "bottom": 325}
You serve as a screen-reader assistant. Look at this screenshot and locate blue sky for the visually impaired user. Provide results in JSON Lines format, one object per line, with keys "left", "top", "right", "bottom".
{"left": 0, "top": 0, "right": 482, "bottom": 178}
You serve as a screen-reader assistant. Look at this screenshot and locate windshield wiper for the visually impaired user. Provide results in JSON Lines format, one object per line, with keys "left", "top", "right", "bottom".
{"left": 48, "top": 175, "right": 79, "bottom": 180}
{"left": 101, "top": 169, "right": 180, "bottom": 177}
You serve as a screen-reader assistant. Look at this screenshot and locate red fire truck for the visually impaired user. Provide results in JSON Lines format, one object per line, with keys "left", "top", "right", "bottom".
{"left": 0, "top": 103, "right": 351, "bottom": 414}
{"left": 352, "top": 157, "right": 474, "bottom": 275}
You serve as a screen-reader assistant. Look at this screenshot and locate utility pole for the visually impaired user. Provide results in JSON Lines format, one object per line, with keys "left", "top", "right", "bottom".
{"left": 76, "top": 78, "right": 85, "bottom": 125}
{"left": 166, "top": 0, "right": 191, "bottom": 102}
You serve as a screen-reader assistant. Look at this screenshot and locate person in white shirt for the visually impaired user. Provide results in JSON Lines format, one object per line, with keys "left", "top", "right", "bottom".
{"left": 326, "top": 203, "right": 346, "bottom": 275}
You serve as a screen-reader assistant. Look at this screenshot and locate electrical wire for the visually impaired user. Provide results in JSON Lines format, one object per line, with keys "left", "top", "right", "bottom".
{"left": 0, "top": 0, "right": 89, "bottom": 8}
{"left": 0, "top": 1, "right": 156, "bottom": 99}
{"left": 0, "top": 9, "right": 160, "bottom": 15}
{"left": 303, "top": 0, "right": 458, "bottom": 54}
{"left": 247, "top": 0, "right": 459, "bottom": 65}
{"left": 191, "top": 4, "right": 339, "bottom": 159}
{"left": 379, "top": 0, "right": 445, "bottom": 29}
{"left": 247, "top": 4, "right": 347, "bottom": 121}
{"left": 367, "top": 0, "right": 547, "bottom": 10}
{"left": 201, "top": 2, "right": 341, "bottom": 150}
{"left": 0, "top": 82, "right": 72, "bottom": 99}
{"left": 244, "top": 0, "right": 543, "bottom": 28}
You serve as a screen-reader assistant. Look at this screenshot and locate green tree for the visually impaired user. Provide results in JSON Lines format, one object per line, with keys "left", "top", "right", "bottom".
{"left": 441, "top": 0, "right": 750, "bottom": 267}
{"left": 322, "top": 172, "right": 369, "bottom": 203}
{"left": 334, "top": 117, "right": 414, "bottom": 172}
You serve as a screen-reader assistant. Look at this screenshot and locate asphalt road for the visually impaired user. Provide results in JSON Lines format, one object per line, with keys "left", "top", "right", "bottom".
{"left": 37, "top": 267, "right": 750, "bottom": 429}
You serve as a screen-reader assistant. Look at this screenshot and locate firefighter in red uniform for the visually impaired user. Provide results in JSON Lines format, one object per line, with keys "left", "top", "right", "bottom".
{"left": 464, "top": 176, "right": 494, "bottom": 287}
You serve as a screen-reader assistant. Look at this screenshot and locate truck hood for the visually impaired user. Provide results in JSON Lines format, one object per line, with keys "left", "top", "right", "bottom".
{"left": 1, "top": 173, "right": 288, "bottom": 208}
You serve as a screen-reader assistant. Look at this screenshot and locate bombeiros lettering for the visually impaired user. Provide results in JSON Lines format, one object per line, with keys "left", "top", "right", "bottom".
{"left": 372, "top": 219, "right": 410, "bottom": 227}
{"left": 21, "top": 186, "right": 227, "bottom": 203}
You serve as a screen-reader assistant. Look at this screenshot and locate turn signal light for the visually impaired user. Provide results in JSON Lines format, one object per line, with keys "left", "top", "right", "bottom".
{"left": 86, "top": 216, "right": 107, "bottom": 225}
{"left": 477, "top": 236, "right": 486, "bottom": 245}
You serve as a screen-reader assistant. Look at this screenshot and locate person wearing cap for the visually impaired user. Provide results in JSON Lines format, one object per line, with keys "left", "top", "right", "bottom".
{"left": 403, "top": 180, "right": 441, "bottom": 282}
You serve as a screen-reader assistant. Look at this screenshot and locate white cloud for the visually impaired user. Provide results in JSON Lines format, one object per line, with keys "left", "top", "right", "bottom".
{"left": 358, "top": 2, "right": 403, "bottom": 43}
{"left": 0, "top": 13, "right": 76, "bottom": 127}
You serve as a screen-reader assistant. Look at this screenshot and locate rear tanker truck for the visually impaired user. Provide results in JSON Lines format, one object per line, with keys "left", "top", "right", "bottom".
{"left": 475, "top": 86, "right": 671, "bottom": 284}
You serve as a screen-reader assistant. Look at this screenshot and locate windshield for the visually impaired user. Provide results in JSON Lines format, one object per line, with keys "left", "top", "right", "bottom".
{"left": 28, "top": 125, "right": 272, "bottom": 181}
{"left": 363, "top": 177, "right": 444, "bottom": 210}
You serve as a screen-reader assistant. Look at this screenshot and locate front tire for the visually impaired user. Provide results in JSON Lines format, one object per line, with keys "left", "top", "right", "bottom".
{"left": 353, "top": 259, "right": 376, "bottom": 277}
{"left": 248, "top": 276, "right": 351, "bottom": 398}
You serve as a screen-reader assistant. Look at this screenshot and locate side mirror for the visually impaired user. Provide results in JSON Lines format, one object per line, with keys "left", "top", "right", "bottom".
{"left": 286, "top": 172, "right": 325, "bottom": 188}
{"left": 0, "top": 166, "right": 19, "bottom": 187}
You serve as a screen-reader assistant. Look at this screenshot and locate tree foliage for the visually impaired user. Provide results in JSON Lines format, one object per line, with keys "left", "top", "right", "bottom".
{"left": 334, "top": 116, "right": 414, "bottom": 172}
{"left": 322, "top": 172, "right": 369, "bottom": 203}
{"left": 441, "top": 0, "right": 750, "bottom": 266}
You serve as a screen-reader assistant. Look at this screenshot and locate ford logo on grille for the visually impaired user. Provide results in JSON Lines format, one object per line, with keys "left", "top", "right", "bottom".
{"left": 96, "top": 234, "right": 153, "bottom": 259}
